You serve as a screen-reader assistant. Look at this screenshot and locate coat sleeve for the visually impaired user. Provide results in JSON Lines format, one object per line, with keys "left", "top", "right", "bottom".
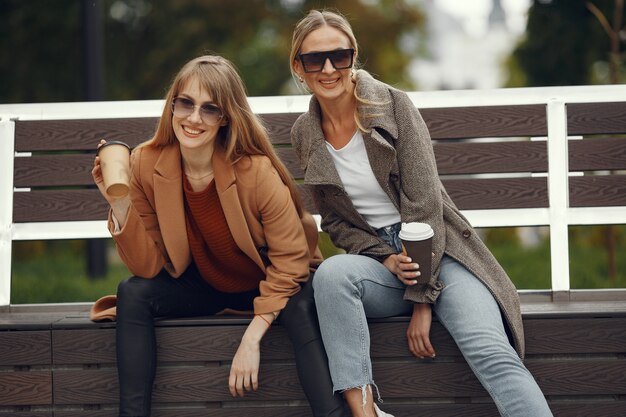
{"left": 252, "top": 158, "right": 311, "bottom": 314}
{"left": 390, "top": 89, "right": 446, "bottom": 303}
{"left": 108, "top": 147, "right": 168, "bottom": 278}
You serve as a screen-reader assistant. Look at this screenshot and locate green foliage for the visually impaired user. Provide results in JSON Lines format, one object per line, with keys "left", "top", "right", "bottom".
{"left": 1, "top": 0, "right": 425, "bottom": 102}
{"left": 507, "top": 0, "right": 626, "bottom": 86}
{"left": 11, "top": 225, "right": 626, "bottom": 303}
{"left": 11, "top": 240, "right": 127, "bottom": 303}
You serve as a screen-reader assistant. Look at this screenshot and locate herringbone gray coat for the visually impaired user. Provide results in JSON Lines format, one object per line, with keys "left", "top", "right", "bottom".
{"left": 291, "top": 70, "right": 525, "bottom": 358}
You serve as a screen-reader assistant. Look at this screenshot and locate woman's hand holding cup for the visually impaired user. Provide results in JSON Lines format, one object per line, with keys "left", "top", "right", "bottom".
{"left": 93, "top": 139, "right": 132, "bottom": 225}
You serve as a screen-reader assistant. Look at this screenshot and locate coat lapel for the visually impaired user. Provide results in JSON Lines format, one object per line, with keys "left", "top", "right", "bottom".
{"left": 153, "top": 145, "right": 190, "bottom": 273}
{"left": 213, "top": 148, "right": 265, "bottom": 270}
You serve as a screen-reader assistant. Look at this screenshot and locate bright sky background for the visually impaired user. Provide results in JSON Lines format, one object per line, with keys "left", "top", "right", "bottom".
{"left": 435, "top": 0, "right": 532, "bottom": 36}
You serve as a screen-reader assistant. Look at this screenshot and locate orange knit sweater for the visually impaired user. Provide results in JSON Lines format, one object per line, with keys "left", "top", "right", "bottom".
{"left": 183, "top": 176, "right": 264, "bottom": 292}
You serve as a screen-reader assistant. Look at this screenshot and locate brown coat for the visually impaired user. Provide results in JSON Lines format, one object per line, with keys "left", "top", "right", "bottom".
{"left": 291, "top": 70, "right": 525, "bottom": 357}
{"left": 109, "top": 143, "right": 321, "bottom": 314}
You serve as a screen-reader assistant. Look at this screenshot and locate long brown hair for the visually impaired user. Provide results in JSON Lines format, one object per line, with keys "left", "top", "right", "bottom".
{"left": 145, "top": 55, "right": 304, "bottom": 215}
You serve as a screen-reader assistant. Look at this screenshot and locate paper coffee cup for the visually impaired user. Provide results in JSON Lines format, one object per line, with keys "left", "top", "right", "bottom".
{"left": 96, "top": 141, "right": 131, "bottom": 197}
{"left": 399, "top": 222, "right": 434, "bottom": 284}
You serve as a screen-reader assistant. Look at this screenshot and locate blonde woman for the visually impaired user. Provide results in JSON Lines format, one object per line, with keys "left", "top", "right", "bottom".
{"left": 92, "top": 55, "right": 348, "bottom": 417}
{"left": 289, "top": 10, "right": 553, "bottom": 417}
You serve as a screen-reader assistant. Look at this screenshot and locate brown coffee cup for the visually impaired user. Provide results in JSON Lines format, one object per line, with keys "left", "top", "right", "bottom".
{"left": 399, "top": 222, "right": 434, "bottom": 284}
{"left": 96, "top": 140, "right": 131, "bottom": 197}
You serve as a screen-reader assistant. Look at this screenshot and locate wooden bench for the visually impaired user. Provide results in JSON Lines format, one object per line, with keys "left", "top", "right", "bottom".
{"left": 1, "top": 86, "right": 626, "bottom": 416}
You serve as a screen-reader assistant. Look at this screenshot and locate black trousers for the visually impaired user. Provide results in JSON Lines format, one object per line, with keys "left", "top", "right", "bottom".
{"left": 115, "top": 264, "right": 349, "bottom": 417}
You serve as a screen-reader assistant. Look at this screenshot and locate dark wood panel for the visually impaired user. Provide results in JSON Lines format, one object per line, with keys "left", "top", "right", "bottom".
{"left": 0, "top": 372, "right": 52, "bottom": 406}
{"left": 443, "top": 177, "right": 548, "bottom": 209}
{"left": 259, "top": 113, "right": 301, "bottom": 145}
{"left": 569, "top": 175, "right": 626, "bottom": 207}
{"left": 51, "top": 321, "right": 461, "bottom": 366}
{"left": 0, "top": 331, "right": 50, "bottom": 366}
{"left": 420, "top": 105, "right": 547, "bottom": 139}
{"left": 569, "top": 137, "right": 626, "bottom": 171}
{"left": 13, "top": 189, "right": 108, "bottom": 222}
{"left": 14, "top": 118, "right": 158, "bottom": 152}
{"left": 0, "top": 413, "right": 51, "bottom": 417}
{"left": 434, "top": 140, "right": 547, "bottom": 175}
{"left": 14, "top": 154, "right": 94, "bottom": 187}
{"left": 54, "top": 359, "right": 626, "bottom": 405}
{"left": 48, "top": 402, "right": 626, "bottom": 417}
{"left": 524, "top": 318, "right": 626, "bottom": 354}
{"left": 528, "top": 359, "right": 626, "bottom": 395}
{"left": 567, "top": 102, "right": 626, "bottom": 135}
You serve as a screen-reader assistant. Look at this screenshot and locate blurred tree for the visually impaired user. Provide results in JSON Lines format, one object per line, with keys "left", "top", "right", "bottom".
{"left": 506, "top": 0, "right": 626, "bottom": 86}
{"left": 0, "top": 0, "right": 425, "bottom": 103}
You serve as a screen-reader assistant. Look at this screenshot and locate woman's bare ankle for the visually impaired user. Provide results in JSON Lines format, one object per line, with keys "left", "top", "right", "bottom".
{"left": 343, "top": 385, "right": 377, "bottom": 417}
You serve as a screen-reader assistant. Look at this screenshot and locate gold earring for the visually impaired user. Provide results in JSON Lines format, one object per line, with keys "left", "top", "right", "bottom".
{"left": 298, "top": 76, "right": 304, "bottom": 83}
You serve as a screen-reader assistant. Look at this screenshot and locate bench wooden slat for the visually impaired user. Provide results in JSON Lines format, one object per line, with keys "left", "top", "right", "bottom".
{"left": 434, "top": 140, "right": 547, "bottom": 174}
{"left": 42, "top": 402, "right": 626, "bottom": 417}
{"left": 13, "top": 141, "right": 548, "bottom": 189}
{"left": 14, "top": 154, "right": 94, "bottom": 187}
{"left": 421, "top": 104, "right": 547, "bottom": 139}
{"left": 0, "top": 331, "right": 50, "bottom": 365}
{"left": 443, "top": 177, "right": 548, "bottom": 209}
{"left": 0, "top": 372, "right": 52, "bottom": 406}
{"left": 12, "top": 177, "right": 548, "bottom": 223}
{"left": 567, "top": 102, "right": 626, "bottom": 135}
{"left": 14, "top": 118, "right": 157, "bottom": 152}
{"left": 524, "top": 317, "right": 626, "bottom": 354}
{"left": 569, "top": 137, "right": 626, "bottom": 171}
{"left": 13, "top": 190, "right": 108, "bottom": 222}
{"left": 51, "top": 358, "right": 626, "bottom": 405}
{"left": 569, "top": 175, "right": 626, "bottom": 207}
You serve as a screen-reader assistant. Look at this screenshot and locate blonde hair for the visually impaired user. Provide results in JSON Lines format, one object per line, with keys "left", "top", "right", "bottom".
{"left": 147, "top": 55, "right": 303, "bottom": 214}
{"left": 289, "top": 9, "right": 359, "bottom": 83}
{"left": 290, "top": 9, "right": 383, "bottom": 132}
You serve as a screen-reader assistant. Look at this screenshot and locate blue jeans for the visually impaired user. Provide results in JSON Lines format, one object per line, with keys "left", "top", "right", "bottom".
{"left": 313, "top": 224, "right": 552, "bottom": 416}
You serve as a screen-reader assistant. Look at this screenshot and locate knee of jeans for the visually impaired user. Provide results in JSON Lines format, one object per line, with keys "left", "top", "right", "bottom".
{"left": 313, "top": 255, "right": 355, "bottom": 294}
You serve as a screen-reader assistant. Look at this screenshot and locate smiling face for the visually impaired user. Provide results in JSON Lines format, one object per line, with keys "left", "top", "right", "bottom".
{"left": 172, "top": 77, "right": 227, "bottom": 153}
{"left": 295, "top": 25, "right": 356, "bottom": 103}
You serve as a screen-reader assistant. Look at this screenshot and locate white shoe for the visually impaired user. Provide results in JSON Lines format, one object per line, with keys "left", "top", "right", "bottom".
{"left": 374, "top": 404, "right": 395, "bottom": 417}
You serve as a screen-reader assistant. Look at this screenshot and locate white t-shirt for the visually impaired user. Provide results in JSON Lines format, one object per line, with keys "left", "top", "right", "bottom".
{"left": 326, "top": 130, "right": 401, "bottom": 229}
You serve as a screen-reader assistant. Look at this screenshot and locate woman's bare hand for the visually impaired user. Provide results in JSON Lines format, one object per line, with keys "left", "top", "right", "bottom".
{"left": 383, "top": 253, "right": 420, "bottom": 286}
{"left": 228, "top": 336, "right": 261, "bottom": 397}
{"left": 407, "top": 303, "right": 436, "bottom": 359}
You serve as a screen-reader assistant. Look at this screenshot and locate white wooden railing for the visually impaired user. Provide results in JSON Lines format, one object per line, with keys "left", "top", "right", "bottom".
{"left": 1, "top": 85, "right": 626, "bottom": 306}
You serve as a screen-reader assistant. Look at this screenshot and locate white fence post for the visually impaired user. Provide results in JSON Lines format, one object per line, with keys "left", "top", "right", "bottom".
{"left": 546, "top": 99, "right": 570, "bottom": 295}
{"left": 0, "top": 116, "right": 15, "bottom": 306}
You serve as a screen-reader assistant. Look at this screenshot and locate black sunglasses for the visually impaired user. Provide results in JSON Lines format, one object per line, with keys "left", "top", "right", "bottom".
{"left": 298, "top": 48, "right": 355, "bottom": 73}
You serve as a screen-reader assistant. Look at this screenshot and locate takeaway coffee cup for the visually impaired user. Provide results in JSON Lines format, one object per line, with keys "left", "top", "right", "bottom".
{"left": 399, "top": 222, "right": 434, "bottom": 284}
{"left": 96, "top": 140, "right": 131, "bottom": 197}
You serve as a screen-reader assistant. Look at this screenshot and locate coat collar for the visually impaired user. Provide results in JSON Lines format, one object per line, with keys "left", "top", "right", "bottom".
{"left": 150, "top": 144, "right": 265, "bottom": 272}
{"left": 299, "top": 70, "right": 399, "bottom": 190}
{"left": 212, "top": 147, "right": 265, "bottom": 270}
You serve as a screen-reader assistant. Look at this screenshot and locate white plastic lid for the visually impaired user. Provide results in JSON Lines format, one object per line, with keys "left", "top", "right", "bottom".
{"left": 399, "top": 222, "right": 434, "bottom": 241}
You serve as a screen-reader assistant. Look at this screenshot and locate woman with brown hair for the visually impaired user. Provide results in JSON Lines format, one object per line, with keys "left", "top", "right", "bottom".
{"left": 92, "top": 55, "right": 348, "bottom": 417}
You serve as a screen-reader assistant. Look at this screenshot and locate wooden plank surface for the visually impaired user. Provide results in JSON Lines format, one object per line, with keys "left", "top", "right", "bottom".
{"left": 51, "top": 358, "right": 626, "bottom": 405}
{"left": 443, "top": 177, "right": 548, "bottom": 209}
{"left": 421, "top": 104, "right": 547, "bottom": 139}
{"left": 13, "top": 140, "right": 549, "bottom": 189}
{"left": 569, "top": 137, "right": 626, "bottom": 171}
{"left": 0, "top": 331, "right": 50, "bottom": 366}
{"left": 569, "top": 175, "right": 626, "bottom": 207}
{"left": 567, "top": 102, "right": 626, "bottom": 135}
{"left": 0, "top": 372, "right": 52, "bottom": 406}
{"left": 45, "top": 401, "right": 626, "bottom": 417}
{"left": 14, "top": 118, "right": 157, "bottom": 152}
